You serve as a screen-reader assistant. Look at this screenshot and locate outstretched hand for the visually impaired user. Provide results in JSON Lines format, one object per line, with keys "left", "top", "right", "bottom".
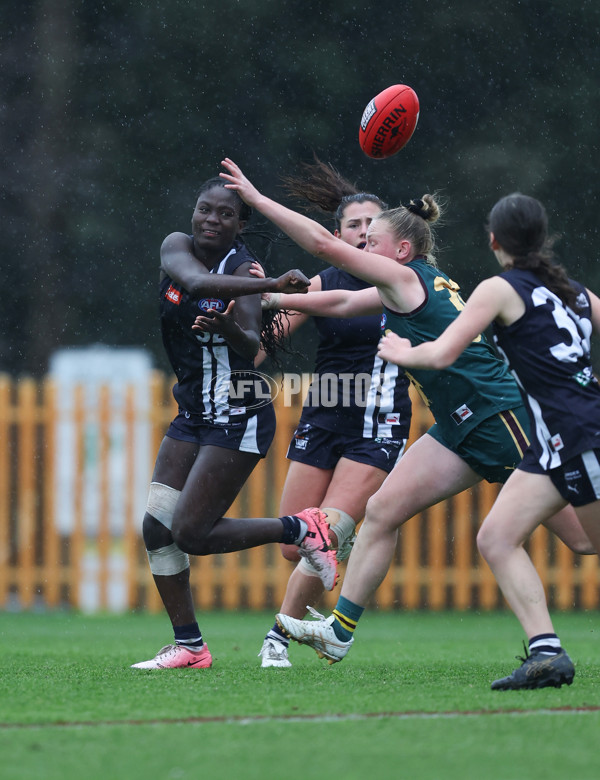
{"left": 220, "top": 158, "right": 261, "bottom": 206}
{"left": 192, "top": 299, "right": 238, "bottom": 337}
{"left": 377, "top": 330, "right": 413, "bottom": 366}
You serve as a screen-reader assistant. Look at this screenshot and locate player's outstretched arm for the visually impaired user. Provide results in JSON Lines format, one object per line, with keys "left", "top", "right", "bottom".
{"left": 220, "top": 158, "right": 348, "bottom": 264}
{"left": 161, "top": 232, "right": 310, "bottom": 297}
{"left": 220, "top": 158, "right": 413, "bottom": 299}
{"left": 263, "top": 286, "right": 382, "bottom": 319}
{"left": 377, "top": 277, "right": 507, "bottom": 370}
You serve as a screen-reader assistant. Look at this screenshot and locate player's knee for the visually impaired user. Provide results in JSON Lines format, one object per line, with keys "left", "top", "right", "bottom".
{"left": 146, "top": 482, "right": 181, "bottom": 529}
{"left": 142, "top": 513, "right": 173, "bottom": 550}
{"left": 170, "top": 520, "right": 209, "bottom": 555}
{"left": 475, "top": 526, "right": 490, "bottom": 561}
{"left": 322, "top": 508, "right": 357, "bottom": 561}
{"left": 280, "top": 542, "right": 301, "bottom": 562}
{"left": 476, "top": 522, "right": 505, "bottom": 565}
{"left": 364, "top": 493, "right": 397, "bottom": 531}
{"left": 567, "top": 536, "right": 595, "bottom": 555}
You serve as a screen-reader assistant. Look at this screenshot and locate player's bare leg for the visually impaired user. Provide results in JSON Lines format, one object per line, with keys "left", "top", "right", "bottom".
{"left": 477, "top": 469, "right": 577, "bottom": 690}
{"left": 260, "top": 459, "right": 386, "bottom": 667}
{"left": 340, "top": 435, "right": 480, "bottom": 606}
{"left": 278, "top": 435, "right": 481, "bottom": 662}
{"left": 477, "top": 470, "right": 565, "bottom": 636}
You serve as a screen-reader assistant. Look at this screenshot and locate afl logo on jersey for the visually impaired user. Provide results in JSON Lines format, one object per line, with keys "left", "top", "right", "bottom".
{"left": 380, "top": 313, "right": 387, "bottom": 330}
{"left": 199, "top": 297, "right": 225, "bottom": 313}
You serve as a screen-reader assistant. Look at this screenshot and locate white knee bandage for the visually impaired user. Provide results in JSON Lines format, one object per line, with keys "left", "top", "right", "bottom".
{"left": 147, "top": 543, "right": 190, "bottom": 576}
{"left": 323, "top": 508, "right": 357, "bottom": 551}
{"left": 146, "top": 482, "right": 181, "bottom": 530}
{"left": 298, "top": 507, "right": 357, "bottom": 577}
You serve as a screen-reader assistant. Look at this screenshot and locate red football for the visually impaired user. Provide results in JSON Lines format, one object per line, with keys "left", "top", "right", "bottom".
{"left": 359, "top": 84, "right": 420, "bottom": 159}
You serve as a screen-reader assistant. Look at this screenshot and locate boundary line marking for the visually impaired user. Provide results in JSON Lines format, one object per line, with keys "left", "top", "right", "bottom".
{"left": 2, "top": 706, "right": 600, "bottom": 730}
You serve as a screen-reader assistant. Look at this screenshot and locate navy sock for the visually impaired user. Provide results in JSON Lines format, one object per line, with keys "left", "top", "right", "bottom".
{"left": 529, "top": 633, "right": 561, "bottom": 656}
{"left": 265, "top": 622, "right": 289, "bottom": 647}
{"left": 279, "top": 515, "right": 306, "bottom": 545}
{"left": 174, "top": 622, "right": 204, "bottom": 649}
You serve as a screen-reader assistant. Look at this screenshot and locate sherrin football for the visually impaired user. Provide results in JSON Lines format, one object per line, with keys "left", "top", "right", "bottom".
{"left": 359, "top": 84, "right": 420, "bottom": 159}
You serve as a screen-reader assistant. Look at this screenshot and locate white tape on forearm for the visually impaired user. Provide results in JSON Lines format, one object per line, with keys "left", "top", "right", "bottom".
{"left": 146, "top": 482, "right": 181, "bottom": 530}
{"left": 261, "top": 292, "right": 281, "bottom": 310}
{"left": 147, "top": 543, "right": 190, "bottom": 576}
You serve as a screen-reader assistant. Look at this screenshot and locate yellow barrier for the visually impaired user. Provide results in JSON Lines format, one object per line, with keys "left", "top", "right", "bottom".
{"left": 0, "top": 373, "right": 597, "bottom": 612}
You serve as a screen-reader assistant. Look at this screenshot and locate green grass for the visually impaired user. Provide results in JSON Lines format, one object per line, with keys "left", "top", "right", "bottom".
{"left": 1, "top": 610, "right": 599, "bottom": 779}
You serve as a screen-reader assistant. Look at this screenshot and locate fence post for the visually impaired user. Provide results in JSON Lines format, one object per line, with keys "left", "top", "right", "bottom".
{"left": 0, "top": 376, "right": 11, "bottom": 606}
{"left": 1, "top": 372, "right": 599, "bottom": 613}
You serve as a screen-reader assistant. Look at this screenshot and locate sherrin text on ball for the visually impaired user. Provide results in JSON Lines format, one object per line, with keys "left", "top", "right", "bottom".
{"left": 359, "top": 84, "right": 419, "bottom": 159}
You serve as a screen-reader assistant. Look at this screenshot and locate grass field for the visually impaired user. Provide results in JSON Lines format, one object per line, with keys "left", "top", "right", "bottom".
{"left": 1, "top": 609, "right": 599, "bottom": 780}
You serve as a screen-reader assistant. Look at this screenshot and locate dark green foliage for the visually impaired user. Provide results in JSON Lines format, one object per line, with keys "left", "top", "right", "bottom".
{"left": 2, "top": 1, "right": 600, "bottom": 374}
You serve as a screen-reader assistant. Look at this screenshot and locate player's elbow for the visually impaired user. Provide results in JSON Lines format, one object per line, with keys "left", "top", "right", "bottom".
{"left": 429, "top": 352, "right": 454, "bottom": 370}
{"left": 428, "top": 342, "right": 459, "bottom": 370}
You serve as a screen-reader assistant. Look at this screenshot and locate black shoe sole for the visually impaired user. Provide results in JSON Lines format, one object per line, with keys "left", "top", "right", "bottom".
{"left": 492, "top": 673, "right": 574, "bottom": 691}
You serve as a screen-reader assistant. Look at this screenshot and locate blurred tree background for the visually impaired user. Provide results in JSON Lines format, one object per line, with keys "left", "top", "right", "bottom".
{"left": 2, "top": 0, "right": 599, "bottom": 376}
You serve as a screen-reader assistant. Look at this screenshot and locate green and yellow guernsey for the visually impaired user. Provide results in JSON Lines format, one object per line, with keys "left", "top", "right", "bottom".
{"left": 381, "top": 257, "right": 523, "bottom": 447}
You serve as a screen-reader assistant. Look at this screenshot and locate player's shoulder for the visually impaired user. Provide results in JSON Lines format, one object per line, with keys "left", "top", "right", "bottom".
{"left": 161, "top": 231, "right": 191, "bottom": 253}
{"left": 468, "top": 275, "right": 522, "bottom": 313}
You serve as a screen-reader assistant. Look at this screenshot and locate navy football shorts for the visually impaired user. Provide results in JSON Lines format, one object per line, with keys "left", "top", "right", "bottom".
{"left": 166, "top": 404, "right": 275, "bottom": 458}
{"left": 286, "top": 422, "right": 406, "bottom": 473}
{"left": 519, "top": 446, "right": 600, "bottom": 507}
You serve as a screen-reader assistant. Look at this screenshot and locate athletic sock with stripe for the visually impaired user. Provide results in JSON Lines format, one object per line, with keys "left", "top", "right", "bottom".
{"left": 279, "top": 515, "right": 307, "bottom": 545}
{"left": 265, "top": 622, "right": 290, "bottom": 648}
{"left": 331, "top": 595, "right": 364, "bottom": 642}
{"left": 174, "top": 621, "right": 204, "bottom": 650}
{"left": 528, "top": 633, "right": 561, "bottom": 656}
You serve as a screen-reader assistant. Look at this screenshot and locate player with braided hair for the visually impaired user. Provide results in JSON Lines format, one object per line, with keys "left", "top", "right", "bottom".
{"left": 255, "top": 159, "right": 411, "bottom": 669}
{"left": 132, "top": 176, "right": 336, "bottom": 670}
{"left": 219, "top": 160, "right": 595, "bottom": 679}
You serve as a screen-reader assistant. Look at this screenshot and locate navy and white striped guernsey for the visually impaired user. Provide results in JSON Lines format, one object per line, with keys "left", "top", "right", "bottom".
{"left": 159, "top": 239, "right": 267, "bottom": 424}
{"left": 493, "top": 267, "right": 600, "bottom": 470}
{"left": 298, "top": 267, "right": 411, "bottom": 440}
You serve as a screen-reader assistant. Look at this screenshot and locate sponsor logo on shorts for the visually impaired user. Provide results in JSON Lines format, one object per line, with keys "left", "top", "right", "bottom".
{"left": 294, "top": 436, "right": 309, "bottom": 450}
{"left": 549, "top": 433, "right": 564, "bottom": 452}
{"left": 451, "top": 404, "right": 473, "bottom": 425}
